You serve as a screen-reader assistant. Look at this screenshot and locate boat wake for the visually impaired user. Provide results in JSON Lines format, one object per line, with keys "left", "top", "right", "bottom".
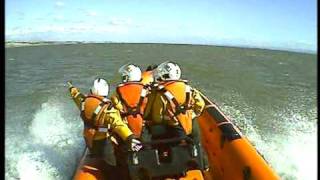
{"left": 5, "top": 94, "right": 316, "bottom": 180}
{"left": 220, "top": 100, "right": 317, "bottom": 180}
{"left": 5, "top": 97, "right": 84, "bottom": 180}
{"left": 266, "top": 107, "right": 317, "bottom": 180}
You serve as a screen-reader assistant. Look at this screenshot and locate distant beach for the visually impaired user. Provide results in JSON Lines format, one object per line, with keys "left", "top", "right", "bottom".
{"left": 5, "top": 41, "right": 83, "bottom": 48}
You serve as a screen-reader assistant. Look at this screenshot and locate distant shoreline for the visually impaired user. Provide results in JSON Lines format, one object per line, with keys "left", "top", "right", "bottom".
{"left": 5, "top": 41, "right": 83, "bottom": 48}
{"left": 5, "top": 41, "right": 317, "bottom": 55}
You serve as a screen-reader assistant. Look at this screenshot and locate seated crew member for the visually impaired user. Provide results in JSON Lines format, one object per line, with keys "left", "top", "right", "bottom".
{"left": 69, "top": 78, "right": 142, "bottom": 156}
{"left": 111, "top": 64, "right": 150, "bottom": 139}
{"left": 110, "top": 65, "right": 153, "bottom": 179}
{"left": 144, "top": 61, "right": 205, "bottom": 142}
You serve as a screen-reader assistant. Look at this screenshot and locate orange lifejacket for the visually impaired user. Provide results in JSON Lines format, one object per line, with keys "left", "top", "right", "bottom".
{"left": 116, "top": 82, "right": 149, "bottom": 137}
{"left": 157, "top": 80, "right": 194, "bottom": 135}
{"left": 80, "top": 95, "right": 112, "bottom": 148}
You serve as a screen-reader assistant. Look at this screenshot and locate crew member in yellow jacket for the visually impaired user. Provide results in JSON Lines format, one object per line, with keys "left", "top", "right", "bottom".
{"left": 68, "top": 78, "right": 142, "bottom": 156}
{"left": 111, "top": 64, "right": 150, "bottom": 139}
{"left": 144, "top": 62, "right": 205, "bottom": 141}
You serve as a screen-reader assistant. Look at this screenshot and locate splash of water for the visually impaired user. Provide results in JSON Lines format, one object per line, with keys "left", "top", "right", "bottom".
{"left": 6, "top": 97, "right": 84, "bottom": 180}
{"left": 220, "top": 103, "right": 317, "bottom": 180}
{"left": 266, "top": 108, "right": 318, "bottom": 180}
{"left": 29, "top": 100, "right": 81, "bottom": 148}
{"left": 17, "top": 151, "right": 61, "bottom": 180}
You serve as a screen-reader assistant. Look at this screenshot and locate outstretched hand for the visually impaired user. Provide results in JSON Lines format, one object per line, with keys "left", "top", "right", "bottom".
{"left": 66, "top": 81, "right": 79, "bottom": 97}
{"left": 70, "top": 87, "right": 79, "bottom": 97}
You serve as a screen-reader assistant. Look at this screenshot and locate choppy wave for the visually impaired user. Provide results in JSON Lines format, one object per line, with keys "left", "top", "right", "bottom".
{"left": 5, "top": 44, "right": 317, "bottom": 180}
{"left": 5, "top": 97, "right": 84, "bottom": 180}
{"left": 267, "top": 108, "right": 317, "bottom": 180}
{"left": 220, "top": 94, "right": 317, "bottom": 180}
{"left": 6, "top": 90, "right": 317, "bottom": 180}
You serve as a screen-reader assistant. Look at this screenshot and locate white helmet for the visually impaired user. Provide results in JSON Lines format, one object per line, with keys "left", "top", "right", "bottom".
{"left": 91, "top": 78, "right": 109, "bottom": 96}
{"left": 118, "top": 64, "right": 142, "bottom": 82}
{"left": 156, "top": 61, "right": 181, "bottom": 80}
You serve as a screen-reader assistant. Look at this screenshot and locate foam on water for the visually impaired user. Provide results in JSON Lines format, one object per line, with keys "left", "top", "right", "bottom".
{"left": 6, "top": 97, "right": 84, "bottom": 180}
{"left": 220, "top": 102, "right": 317, "bottom": 180}
{"left": 266, "top": 108, "right": 318, "bottom": 180}
{"left": 29, "top": 99, "right": 80, "bottom": 147}
{"left": 17, "top": 151, "right": 60, "bottom": 180}
{"left": 6, "top": 92, "right": 316, "bottom": 180}
{"left": 5, "top": 44, "right": 317, "bottom": 180}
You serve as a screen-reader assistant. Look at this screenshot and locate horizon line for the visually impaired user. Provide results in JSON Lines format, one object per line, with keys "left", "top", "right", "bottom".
{"left": 5, "top": 40, "right": 317, "bottom": 55}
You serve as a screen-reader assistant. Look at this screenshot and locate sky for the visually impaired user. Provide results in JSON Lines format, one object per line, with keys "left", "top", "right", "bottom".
{"left": 5, "top": 0, "right": 317, "bottom": 52}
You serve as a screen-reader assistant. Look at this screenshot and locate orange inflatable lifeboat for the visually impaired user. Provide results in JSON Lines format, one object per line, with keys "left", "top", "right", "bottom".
{"left": 73, "top": 70, "right": 280, "bottom": 180}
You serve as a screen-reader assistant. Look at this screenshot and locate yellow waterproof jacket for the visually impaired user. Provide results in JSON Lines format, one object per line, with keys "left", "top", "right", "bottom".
{"left": 144, "top": 80, "right": 205, "bottom": 135}
{"left": 70, "top": 87, "right": 133, "bottom": 148}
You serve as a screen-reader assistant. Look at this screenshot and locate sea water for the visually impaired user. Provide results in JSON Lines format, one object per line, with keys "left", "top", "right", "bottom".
{"left": 5, "top": 43, "right": 317, "bottom": 180}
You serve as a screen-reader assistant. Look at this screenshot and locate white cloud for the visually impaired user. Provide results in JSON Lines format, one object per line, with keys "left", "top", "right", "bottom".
{"left": 78, "top": 9, "right": 99, "bottom": 17}
{"left": 36, "top": 17, "right": 45, "bottom": 21}
{"left": 6, "top": 22, "right": 130, "bottom": 37}
{"left": 55, "top": 1, "right": 64, "bottom": 7}
{"left": 66, "top": 23, "right": 129, "bottom": 34}
{"left": 6, "top": 27, "right": 30, "bottom": 36}
{"left": 108, "top": 18, "right": 133, "bottom": 26}
{"left": 86, "top": 11, "right": 97, "bottom": 17}
{"left": 53, "top": 15, "right": 64, "bottom": 20}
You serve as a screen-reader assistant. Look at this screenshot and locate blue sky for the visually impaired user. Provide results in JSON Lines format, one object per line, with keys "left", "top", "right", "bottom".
{"left": 5, "top": 0, "right": 317, "bottom": 52}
